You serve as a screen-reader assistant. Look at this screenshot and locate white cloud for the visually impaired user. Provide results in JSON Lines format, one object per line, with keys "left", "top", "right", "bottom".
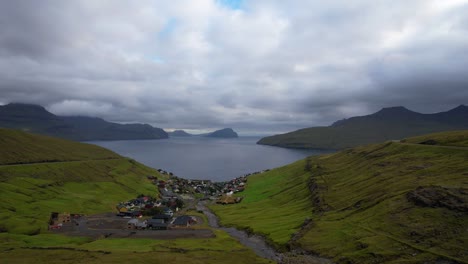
{"left": 1, "top": 0, "right": 467, "bottom": 134}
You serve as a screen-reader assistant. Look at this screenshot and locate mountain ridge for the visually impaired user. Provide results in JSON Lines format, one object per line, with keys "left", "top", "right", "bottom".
{"left": 0, "top": 103, "right": 168, "bottom": 141}
{"left": 258, "top": 105, "right": 468, "bottom": 149}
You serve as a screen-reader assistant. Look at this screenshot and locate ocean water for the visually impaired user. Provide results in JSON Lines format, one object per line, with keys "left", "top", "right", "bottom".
{"left": 90, "top": 137, "right": 329, "bottom": 182}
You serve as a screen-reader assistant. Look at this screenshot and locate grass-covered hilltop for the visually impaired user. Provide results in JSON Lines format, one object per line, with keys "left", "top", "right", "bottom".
{"left": 211, "top": 130, "right": 468, "bottom": 264}
{"left": 258, "top": 105, "right": 468, "bottom": 149}
{"left": 0, "top": 128, "right": 269, "bottom": 264}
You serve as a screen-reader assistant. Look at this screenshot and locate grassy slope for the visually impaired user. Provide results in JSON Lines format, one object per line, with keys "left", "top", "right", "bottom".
{"left": 210, "top": 159, "right": 314, "bottom": 247}
{"left": 0, "top": 129, "right": 269, "bottom": 264}
{"left": 0, "top": 128, "right": 119, "bottom": 165}
{"left": 212, "top": 131, "right": 468, "bottom": 263}
{"left": 0, "top": 129, "right": 159, "bottom": 234}
{"left": 402, "top": 130, "right": 468, "bottom": 147}
{"left": 257, "top": 120, "right": 466, "bottom": 150}
{"left": 0, "top": 159, "right": 158, "bottom": 234}
{"left": 0, "top": 230, "right": 270, "bottom": 264}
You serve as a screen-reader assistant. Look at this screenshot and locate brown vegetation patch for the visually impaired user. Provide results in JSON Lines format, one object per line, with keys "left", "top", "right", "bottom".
{"left": 407, "top": 186, "right": 468, "bottom": 212}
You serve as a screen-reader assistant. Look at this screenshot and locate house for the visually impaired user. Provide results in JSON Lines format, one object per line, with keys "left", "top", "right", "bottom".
{"left": 216, "top": 195, "right": 243, "bottom": 205}
{"left": 160, "top": 188, "right": 178, "bottom": 200}
{"left": 152, "top": 214, "right": 172, "bottom": 222}
{"left": 127, "top": 219, "right": 147, "bottom": 229}
{"left": 162, "top": 208, "right": 174, "bottom": 217}
{"left": 118, "top": 211, "right": 142, "bottom": 218}
{"left": 49, "top": 212, "right": 71, "bottom": 226}
{"left": 116, "top": 205, "right": 128, "bottom": 212}
{"left": 146, "top": 214, "right": 172, "bottom": 230}
{"left": 172, "top": 215, "right": 197, "bottom": 228}
{"left": 48, "top": 212, "right": 83, "bottom": 229}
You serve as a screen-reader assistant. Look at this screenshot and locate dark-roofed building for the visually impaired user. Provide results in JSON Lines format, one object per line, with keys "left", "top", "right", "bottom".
{"left": 172, "top": 215, "right": 197, "bottom": 227}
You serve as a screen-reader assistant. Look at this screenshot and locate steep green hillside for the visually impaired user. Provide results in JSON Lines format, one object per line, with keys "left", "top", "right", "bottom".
{"left": 0, "top": 129, "right": 161, "bottom": 234}
{"left": 210, "top": 159, "right": 313, "bottom": 246}
{"left": 0, "top": 128, "right": 119, "bottom": 165}
{"left": 212, "top": 131, "right": 468, "bottom": 263}
{"left": 210, "top": 161, "right": 312, "bottom": 246}
{"left": 258, "top": 105, "right": 468, "bottom": 149}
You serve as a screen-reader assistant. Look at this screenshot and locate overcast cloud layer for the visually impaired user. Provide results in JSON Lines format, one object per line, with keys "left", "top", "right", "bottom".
{"left": 1, "top": 0, "right": 467, "bottom": 135}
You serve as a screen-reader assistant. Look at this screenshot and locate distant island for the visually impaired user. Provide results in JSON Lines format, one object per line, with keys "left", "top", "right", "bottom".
{"left": 203, "top": 128, "right": 238, "bottom": 138}
{"left": 258, "top": 105, "right": 468, "bottom": 149}
{"left": 168, "top": 130, "right": 193, "bottom": 137}
{"left": 0, "top": 103, "right": 168, "bottom": 141}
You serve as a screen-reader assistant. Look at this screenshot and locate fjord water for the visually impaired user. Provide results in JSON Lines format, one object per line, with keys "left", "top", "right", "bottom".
{"left": 91, "top": 137, "right": 328, "bottom": 182}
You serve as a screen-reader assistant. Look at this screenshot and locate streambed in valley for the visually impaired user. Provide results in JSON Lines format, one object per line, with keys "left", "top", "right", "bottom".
{"left": 196, "top": 201, "right": 281, "bottom": 262}
{"left": 197, "top": 201, "right": 334, "bottom": 264}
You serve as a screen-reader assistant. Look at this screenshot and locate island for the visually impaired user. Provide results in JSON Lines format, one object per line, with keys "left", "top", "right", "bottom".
{"left": 203, "top": 128, "right": 238, "bottom": 138}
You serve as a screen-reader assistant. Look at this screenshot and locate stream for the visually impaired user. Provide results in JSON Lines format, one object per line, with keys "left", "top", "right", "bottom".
{"left": 196, "top": 201, "right": 281, "bottom": 262}
{"left": 196, "top": 201, "right": 334, "bottom": 264}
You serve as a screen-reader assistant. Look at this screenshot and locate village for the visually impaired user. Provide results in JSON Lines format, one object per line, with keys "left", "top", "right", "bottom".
{"left": 48, "top": 168, "right": 270, "bottom": 237}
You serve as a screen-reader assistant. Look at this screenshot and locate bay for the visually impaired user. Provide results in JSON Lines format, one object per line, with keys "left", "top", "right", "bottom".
{"left": 91, "top": 137, "right": 329, "bottom": 182}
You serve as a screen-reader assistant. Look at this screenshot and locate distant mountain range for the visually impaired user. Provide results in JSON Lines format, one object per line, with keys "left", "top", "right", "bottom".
{"left": 0, "top": 103, "right": 168, "bottom": 141}
{"left": 258, "top": 105, "right": 468, "bottom": 149}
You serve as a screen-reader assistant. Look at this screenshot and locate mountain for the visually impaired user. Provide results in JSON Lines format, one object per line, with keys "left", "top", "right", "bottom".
{"left": 203, "top": 128, "right": 238, "bottom": 138}
{"left": 168, "top": 129, "right": 193, "bottom": 137}
{"left": 0, "top": 103, "right": 168, "bottom": 141}
{"left": 258, "top": 105, "right": 468, "bottom": 149}
{"left": 62, "top": 116, "right": 168, "bottom": 141}
{"left": 211, "top": 130, "right": 468, "bottom": 263}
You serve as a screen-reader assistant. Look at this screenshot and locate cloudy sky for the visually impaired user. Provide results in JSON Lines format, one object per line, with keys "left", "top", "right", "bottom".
{"left": 1, "top": 0, "right": 467, "bottom": 135}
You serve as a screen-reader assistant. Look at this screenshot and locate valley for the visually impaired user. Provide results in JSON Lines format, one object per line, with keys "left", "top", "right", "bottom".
{"left": 0, "top": 128, "right": 466, "bottom": 264}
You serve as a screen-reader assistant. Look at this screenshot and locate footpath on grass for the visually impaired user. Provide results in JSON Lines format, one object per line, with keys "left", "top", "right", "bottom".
{"left": 197, "top": 201, "right": 333, "bottom": 264}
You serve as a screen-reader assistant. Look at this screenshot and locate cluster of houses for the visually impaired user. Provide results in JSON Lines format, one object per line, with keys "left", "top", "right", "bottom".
{"left": 147, "top": 168, "right": 271, "bottom": 203}
{"left": 116, "top": 193, "right": 181, "bottom": 218}
{"left": 116, "top": 193, "right": 197, "bottom": 230}
{"left": 48, "top": 168, "right": 271, "bottom": 231}
{"left": 148, "top": 174, "right": 216, "bottom": 197}
{"left": 127, "top": 214, "right": 197, "bottom": 230}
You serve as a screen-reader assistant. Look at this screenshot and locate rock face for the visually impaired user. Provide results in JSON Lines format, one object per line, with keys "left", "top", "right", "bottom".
{"left": 168, "top": 130, "right": 192, "bottom": 137}
{"left": 0, "top": 103, "right": 168, "bottom": 141}
{"left": 258, "top": 105, "right": 468, "bottom": 149}
{"left": 204, "top": 128, "right": 238, "bottom": 138}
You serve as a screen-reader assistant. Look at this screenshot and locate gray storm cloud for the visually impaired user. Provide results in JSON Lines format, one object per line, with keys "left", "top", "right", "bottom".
{"left": 0, "top": 0, "right": 467, "bottom": 135}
